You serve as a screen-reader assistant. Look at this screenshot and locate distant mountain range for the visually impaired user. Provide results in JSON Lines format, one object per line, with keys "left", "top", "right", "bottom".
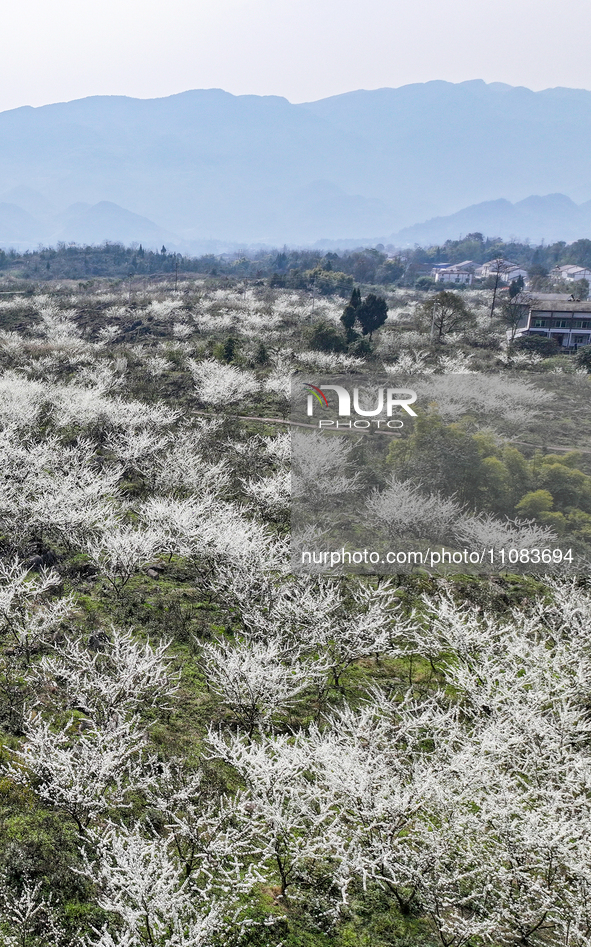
{"left": 0, "top": 191, "right": 179, "bottom": 250}
{"left": 388, "top": 194, "right": 591, "bottom": 247}
{"left": 2, "top": 80, "right": 591, "bottom": 247}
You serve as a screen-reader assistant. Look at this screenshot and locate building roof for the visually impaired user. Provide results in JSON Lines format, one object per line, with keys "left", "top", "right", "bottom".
{"left": 482, "top": 259, "right": 521, "bottom": 269}
{"left": 435, "top": 265, "right": 472, "bottom": 273}
{"left": 550, "top": 264, "right": 591, "bottom": 278}
{"left": 530, "top": 301, "right": 591, "bottom": 312}
{"left": 431, "top": 260, "right": 474, "bottom": 271}
{"left": 514, "top": 292, "right": 575, "bottom": 304}
{"left": 552, "top": 263, "right": 589, "bottom": 272}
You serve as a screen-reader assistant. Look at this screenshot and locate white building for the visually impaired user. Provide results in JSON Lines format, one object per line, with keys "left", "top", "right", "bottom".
{"left": 431, "top": 260, "right": 474, "bottom": 285}
{"left": 549, "top": 264, "right": 591, "bottom": 282}
{"left": 477, "top": 259, "right": 528, "bottom": 284}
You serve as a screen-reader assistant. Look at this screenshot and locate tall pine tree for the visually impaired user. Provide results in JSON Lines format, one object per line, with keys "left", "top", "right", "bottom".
{"left": 355, "top": 293, "right": 388, "bottom": 340}
{"left": 340, "top": 287, "right": 362, "bottom": 343}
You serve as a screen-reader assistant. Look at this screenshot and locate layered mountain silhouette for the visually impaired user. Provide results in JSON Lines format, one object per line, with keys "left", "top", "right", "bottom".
{"left": 1, "top": 80, "right": 591, "bottom": 246}
{"left": 54, "top": 201, "right": 177, "bottom": 247}
{"left": 389, "top": 194, "right": 591, "bottom": 246}
{"left": 0, "top": 194, "right": 180, "bottom": 251}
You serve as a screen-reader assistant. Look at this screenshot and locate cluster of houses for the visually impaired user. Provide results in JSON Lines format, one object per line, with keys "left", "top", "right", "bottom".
{"left": 422, "top": 257, "right": 591, "bottom": 349}
{"left": 429, "top": 259, "right": 591, "bottom": 287}
{"left": 430, "top": 259, "right": 528, "bottom": 285}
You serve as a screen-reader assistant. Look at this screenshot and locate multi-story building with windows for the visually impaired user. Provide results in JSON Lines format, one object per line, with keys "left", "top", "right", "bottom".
{"left": 431, "top": 262, "right": 474, "bottom": 284}
{"left": 515, "top": 299, "right": 591, "bottom": 348}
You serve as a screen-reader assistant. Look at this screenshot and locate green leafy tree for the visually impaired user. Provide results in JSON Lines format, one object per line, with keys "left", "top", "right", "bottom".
{"left": 415, "top": 276, "right": 436, "bottom": 291}
{"left": 214, "top": 336, "right": 240, "bottom": 363}
{"left": 536, "top": 461, "right": 591, "bottom": 512}
{"left": 306, "top": 320, "right": 348, "bottom": 353}
{"left": 528, "top": 263, "right": 549, "bottom": 291}
{"left": 355, "top": 293, "right": 388, "bottom": 340}
{"left": 377, "top": 258, "right": 405, "bottom": 284}
{"left": 509, "top": 275, "right": 525, "bottom": 298}
{"left": 515, "top": 489, "right": 554, "bottom": 518}
{"left": 387, "top": 414, "right": 485, "bottom": 506}
{"left": 387, "top": 419, "right": 544, "bottom": 516}
{"left": 418, "top": 290, "right": 476, "bottom": 341}
{"left": 575, "top": 344, "right": 591, "bottom": 372}
{"left": 254, "top": 341, "right": 269, "bottom": 365}
{"left": 512, "top": 334, "right": 560, "bottom": 357}
{"left": 563, "top": 239, "right": 591, "bottom": 267}
{"left": 501, "top": 445, "right": 532, "bottom": 507}
{"left": 478, "top": 455, "right": 513, "bottom": 514}
{"left": 516, "top": 489, "right": 567, "bottom": 533}
{"left": 341, "top": 288, "right": 361, "bottom": 343}
{"left": 498, "top": 296, "right": 528, "bottom": 342}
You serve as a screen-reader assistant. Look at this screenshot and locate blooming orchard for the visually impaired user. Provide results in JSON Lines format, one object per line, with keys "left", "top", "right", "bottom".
{"left": 0, "top": 278, "right": 588, "bottom": 947}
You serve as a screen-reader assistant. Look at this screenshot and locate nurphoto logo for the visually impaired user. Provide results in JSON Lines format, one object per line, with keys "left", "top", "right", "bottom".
{"left": 291, "top": 372, "right": 586, "bottom": 576}
{"left": 303, "top": 381, "right": 418, "bottom": 429}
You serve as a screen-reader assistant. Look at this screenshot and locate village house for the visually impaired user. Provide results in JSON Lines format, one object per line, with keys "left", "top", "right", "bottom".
{"left": 477, "top": 259, "right": 529, "bottom": 283}
{"left": 514, "top": 297, "right": 591, "bottom": 349}
{"left": 431, "top": 261, "right": 474, "bottom": 284}
{"left": 549, "top": 264, "right": 591, "bottom": 283}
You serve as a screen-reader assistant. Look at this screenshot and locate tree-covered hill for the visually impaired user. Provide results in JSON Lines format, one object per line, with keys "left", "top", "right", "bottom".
{"left": 2, "top": 233, "right": 591, "bottom": 287}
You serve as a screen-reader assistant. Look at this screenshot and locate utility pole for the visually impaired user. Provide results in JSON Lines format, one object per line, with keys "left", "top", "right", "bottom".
{"left": 490, "top": 258, "right": 503, "bottom": 320}
{"left": 175, "top": 254, "right": 179, "bottom": 292}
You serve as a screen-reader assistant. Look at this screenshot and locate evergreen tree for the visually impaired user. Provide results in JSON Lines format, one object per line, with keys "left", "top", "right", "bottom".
{"left": 254, "top": 341, "right": 269, "bottom": 365}
{"left": 509, "top": 275, "right": 524, "bottom": 298}
{"left": 355, "top": 293, "right": 388, "bottom": 340}
{"left": 340, "top": 287, "right": 362, "bottom": 343}
{"left": 222, "top": 336, "right": 239, "bottom": 363}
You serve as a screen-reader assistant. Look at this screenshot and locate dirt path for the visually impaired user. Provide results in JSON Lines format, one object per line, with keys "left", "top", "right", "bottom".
{"left": 195, "top": 411, "right": 401, "bottom": 435}
{"left": 196, "top": 412, "right": 588, "bottom": 449}
{"left": 510, "top": 440, "right": 591, "bottom": 456}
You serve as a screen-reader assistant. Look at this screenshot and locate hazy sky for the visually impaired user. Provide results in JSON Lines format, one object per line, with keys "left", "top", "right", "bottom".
{"left": 2, "top": 0, "right": 591, "bottom": 112}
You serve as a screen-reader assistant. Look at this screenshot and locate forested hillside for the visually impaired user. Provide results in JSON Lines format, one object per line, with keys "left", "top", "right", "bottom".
{"left": 2, "top": 234, "right": 591, "bottom": 285}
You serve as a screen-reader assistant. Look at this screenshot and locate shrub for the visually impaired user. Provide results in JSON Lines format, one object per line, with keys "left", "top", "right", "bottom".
{"left": 461, "top": 327, "right": 502, "bottom": 351}
{"left": 305, "top": 320, "right": 348, "bottom": 353}
{"left": 348, "top": 336, "right": 373, "bottom": 356}
{"left": 415, "top": 276, "right": 436, "bottom": 291}
{"left": 511, "top": 334, "right": 560, "bottom": 357}
{"left": 575, "top": 344, "right": 591, "bottom": 372}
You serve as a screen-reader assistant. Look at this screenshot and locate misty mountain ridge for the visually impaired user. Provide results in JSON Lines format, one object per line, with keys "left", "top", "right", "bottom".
{"left": 388, "top": 193, "right": 591, "bottom": 247}
{"left": 3, "top": 190, "right": 591, "bottom": 254}
{"left": 2, "top": 80, "right": 591, "bottom": 245}
{"left": 0, "top": 194, "right": 181, "bottom": 251}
